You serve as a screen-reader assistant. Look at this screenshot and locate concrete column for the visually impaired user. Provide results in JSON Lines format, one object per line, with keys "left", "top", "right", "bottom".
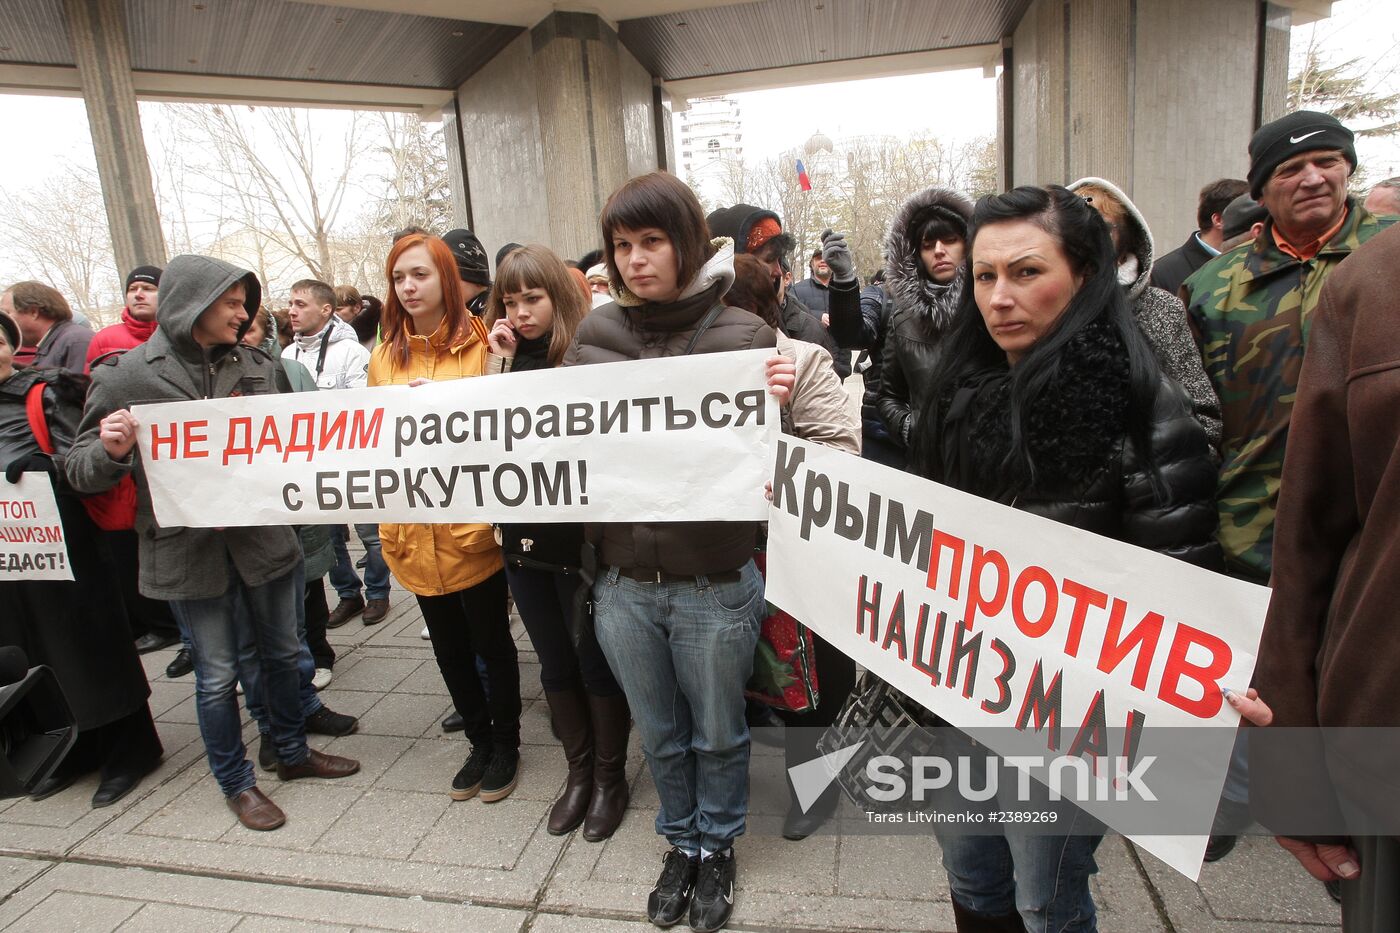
{"left": 454, "top": 12, "right": 661, "bottom": 265}
{"left": 1256, "top": 3, "right": 1293, "bottom": 125}
{"left": 1007, "top": 0, "right": 1290, "bottom": 246}
{"left": 62, "top": 0, "right": 166, "bottom": 274}
{"left": 441, "top": 99, "right": 474, "bottom": 230}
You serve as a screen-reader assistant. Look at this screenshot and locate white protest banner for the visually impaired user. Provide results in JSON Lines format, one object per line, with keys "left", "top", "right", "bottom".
{"left": 134, "top": 349, "right": 777, "bottom": 527}
{"left": 764, "top": 437, "right": 1271, "bottom": 882}
{"left": 0, "top": 473, "right": 74, "bottom": 581}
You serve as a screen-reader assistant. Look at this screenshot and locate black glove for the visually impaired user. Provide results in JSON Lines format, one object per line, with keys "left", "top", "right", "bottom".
{"left": 821, "top": 228, "right": 855, "bottom": 284}
{"left": 4, "top": 454, "right": 56, "bottom": 484}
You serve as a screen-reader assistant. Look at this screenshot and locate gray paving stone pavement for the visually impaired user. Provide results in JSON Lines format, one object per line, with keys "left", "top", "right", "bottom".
{"left": 0, "top": 384, "right": 1345, "bottom": 931}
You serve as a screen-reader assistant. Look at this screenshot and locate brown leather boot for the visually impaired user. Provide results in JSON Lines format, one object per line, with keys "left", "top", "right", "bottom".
{"left": 544, "top": 688, "right": 593, "bottom": 835}
{"left": 582, "top": 692, "right": 631, "bottom": 841}
{"left": 951, "top": 899, "right": 1028, "bottom": 932}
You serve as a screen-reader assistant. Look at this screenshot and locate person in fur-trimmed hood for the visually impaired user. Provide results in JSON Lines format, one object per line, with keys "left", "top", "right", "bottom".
{"left": 1068, "top": 177, "right": 1222, "bottom": 452}
{"left": 876, "top": 185, "right": 974, "bottom": 451}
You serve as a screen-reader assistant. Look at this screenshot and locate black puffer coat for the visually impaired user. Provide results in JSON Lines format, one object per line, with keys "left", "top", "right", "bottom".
{"left": 924, "top": 315, "right": 1221, "bottom": 570}
{"left": 565, "top": 257, "right": 777, "bottom": 574}
{"left": 877, "top": 186, "right": 974, "bottom": 447}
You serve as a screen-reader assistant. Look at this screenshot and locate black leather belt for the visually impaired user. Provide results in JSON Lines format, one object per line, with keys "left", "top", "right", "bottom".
{"left": 615, "top": 566, "right": 743, "bottom": 585}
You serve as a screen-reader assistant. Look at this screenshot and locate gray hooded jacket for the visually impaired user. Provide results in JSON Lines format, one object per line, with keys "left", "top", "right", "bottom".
{"left": 1068, "top": 177, "right": 1222, "bottom": 453}
{"left": 66, "top": 254, "right": 300, "bottom": 600}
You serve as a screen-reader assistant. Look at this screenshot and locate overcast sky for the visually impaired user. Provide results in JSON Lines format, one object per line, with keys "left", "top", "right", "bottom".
{"left": 0, "top": 0, "right": 1395, "bottom": 283}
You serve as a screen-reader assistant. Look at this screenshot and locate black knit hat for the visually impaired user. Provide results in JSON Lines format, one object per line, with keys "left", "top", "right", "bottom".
{"left": 125, "top": 265, "right": 162, "bottom": 291}
{"left": 495, "top": 243, "right": 523, "bottom": 270}
{"left": 1247, "top": 110, "right": 1356, "bottom": 198}
{"left": 1222, "top": 194, "right": 1269, "bottom": 240}
{"left": 0, "top": 309, "right": 19, "bottom": 351}
{"left": 442, "top": 228, "right": 491, "bottom": 286}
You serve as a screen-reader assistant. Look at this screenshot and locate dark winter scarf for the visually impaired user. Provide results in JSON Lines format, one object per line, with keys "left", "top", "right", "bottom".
{"left": 919, "top": 275, "right": 964, "bottom": 331}
{"left": 937, "top": 313, "right": 1131, "bottom": 503}
{"left": 508, "top": 332, "right": 553, "bottom": 373}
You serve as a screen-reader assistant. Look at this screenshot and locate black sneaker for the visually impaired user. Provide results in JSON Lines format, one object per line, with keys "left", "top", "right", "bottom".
{"left": 451, "top": 744, "right": 493, "bottom": 801}
{"left": 647, "top": 847, "right": 698, "bottom": 928}
{"left": 257, "top": 733, "right": 276, "bottom": 771}
{"left": 688, "top": 848, "right": 736, "bottom": 932}
{"left": 304, "top": 706, "right": 359, "bottom": 737}
{"left": 480, "top": 748, "right": 520, "bottom": 802}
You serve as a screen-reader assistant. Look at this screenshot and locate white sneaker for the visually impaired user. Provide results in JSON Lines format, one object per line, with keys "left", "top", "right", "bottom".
{"left": 421, "top": 626, "right": 431, "bottom": 640}
{"left": 312, "top": 667, "right": 333, "bottom": 691}
{"left": 235, "top": 680, "right": 244, "bottom": 695}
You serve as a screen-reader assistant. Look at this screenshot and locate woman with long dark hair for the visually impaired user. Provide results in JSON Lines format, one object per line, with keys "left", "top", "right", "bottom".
{"left": 566, "top": 171, "right": 777, "bottom": 933}
{"left": 913, "top": 186, "right": 1220, "bottom": 932}
{"left": 482, "top": 244, "right": 632, "bottom": 842}
{"left": 369, "top": 233, "right": 520, "bottom": 804}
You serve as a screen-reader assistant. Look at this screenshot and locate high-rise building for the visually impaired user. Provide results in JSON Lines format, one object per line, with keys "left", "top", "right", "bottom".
{"left": 678, "top": 95, "right": 742, "bottom": 206}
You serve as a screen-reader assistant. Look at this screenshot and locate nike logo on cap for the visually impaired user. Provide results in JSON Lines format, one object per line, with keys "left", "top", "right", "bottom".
{"left": 1290, "top": 130, "right": 1326, "bottom": 144}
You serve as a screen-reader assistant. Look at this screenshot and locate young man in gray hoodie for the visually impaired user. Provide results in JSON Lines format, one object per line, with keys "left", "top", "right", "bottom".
{"left": 66, "top": 254, "right": 360, "bottom": 831}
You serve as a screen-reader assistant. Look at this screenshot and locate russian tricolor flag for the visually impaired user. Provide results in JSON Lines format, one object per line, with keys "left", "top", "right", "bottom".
{"left": 796, "top": 159, "right": 812, "bottom": 191}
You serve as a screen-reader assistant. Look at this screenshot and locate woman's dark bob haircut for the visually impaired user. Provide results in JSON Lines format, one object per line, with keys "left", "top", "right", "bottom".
{"left": 600, "top": 172, "right": 714, "bottom": 297}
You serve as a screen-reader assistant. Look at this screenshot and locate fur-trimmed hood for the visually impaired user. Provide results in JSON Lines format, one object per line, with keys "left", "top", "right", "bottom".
{"left": 1068, "top": 177, "right": 1155, "bottom": 302}
{"left": 884, "top": 186, "right": 975, "bottom": 332}
{"left": 610, "top": 237, "right": 735, "bottom": 308}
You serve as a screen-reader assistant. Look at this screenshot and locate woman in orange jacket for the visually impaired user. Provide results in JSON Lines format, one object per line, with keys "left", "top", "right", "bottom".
{"left": 369, "top": 233, "right": 520, "bottom": 802}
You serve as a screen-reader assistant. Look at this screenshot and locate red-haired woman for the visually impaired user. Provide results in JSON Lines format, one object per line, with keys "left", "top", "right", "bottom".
{"left": 368, "top": 233, "right": 520, "bottom": 803}
{"left": 483, "top": 244, "right": 631, "bottom": 841}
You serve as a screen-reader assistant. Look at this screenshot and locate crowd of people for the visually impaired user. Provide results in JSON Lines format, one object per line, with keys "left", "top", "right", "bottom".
{"left": 2, "top": 107, "right": 1398, "bottom": 933}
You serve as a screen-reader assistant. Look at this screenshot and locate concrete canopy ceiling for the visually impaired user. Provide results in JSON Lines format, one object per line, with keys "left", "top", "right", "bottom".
{"left": 0, "top": 0, "right": 1030, "bottom": 99}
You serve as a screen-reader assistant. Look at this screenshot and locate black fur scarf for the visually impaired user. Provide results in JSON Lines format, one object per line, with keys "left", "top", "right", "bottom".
{"left": 939, "top": 314, "right": 1131, "bottom": 503}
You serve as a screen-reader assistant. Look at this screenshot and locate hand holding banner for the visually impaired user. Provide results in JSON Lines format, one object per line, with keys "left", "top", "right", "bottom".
{"left": 133, "top": 350, "right": 778, "bottom": 527}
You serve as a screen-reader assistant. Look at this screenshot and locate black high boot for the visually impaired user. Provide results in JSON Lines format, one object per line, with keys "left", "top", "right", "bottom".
{"left": 582, "top": 692, "right": 631, "bottom": 841}
{"left": 543, "top": 687, "right": 593, "bottom": 834}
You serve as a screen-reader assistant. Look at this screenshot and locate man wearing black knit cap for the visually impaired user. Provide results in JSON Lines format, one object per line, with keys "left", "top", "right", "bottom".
{"left": 442, "top": 228, "right": 492, "bottom": 315}
{"left": 1181, "top": 110, "right": 1394, "bottom": 865}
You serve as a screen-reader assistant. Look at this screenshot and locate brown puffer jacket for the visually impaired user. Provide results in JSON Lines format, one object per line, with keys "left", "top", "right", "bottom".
{"left": 564, "top": 246, "right": 776, "bottom": 574}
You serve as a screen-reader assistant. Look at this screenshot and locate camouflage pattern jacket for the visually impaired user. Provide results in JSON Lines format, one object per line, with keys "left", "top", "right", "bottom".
{"left": 1182, "top": 198, "right": 1394, "bottom": 583}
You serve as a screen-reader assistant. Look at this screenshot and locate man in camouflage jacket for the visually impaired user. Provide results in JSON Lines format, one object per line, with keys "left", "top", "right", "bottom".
{"left": 1184, "top": 111, "right": 1394, "bottom": 584}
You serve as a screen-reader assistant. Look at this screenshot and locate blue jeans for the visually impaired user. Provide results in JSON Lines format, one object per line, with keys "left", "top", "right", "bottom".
{"left": 592, "top": 561, "right": 763, "bottom": 854}
{"left": 241, "top": 559, "right": 322, "bottom": 735}
{"left": 169, "top": 565, "right": 308, "bottom": 797}
{"left": 933, "top": 732, "right": 1103, "bottom": 932}
{"left": 329, "top": 523, "right": 390, "bottom": 601}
